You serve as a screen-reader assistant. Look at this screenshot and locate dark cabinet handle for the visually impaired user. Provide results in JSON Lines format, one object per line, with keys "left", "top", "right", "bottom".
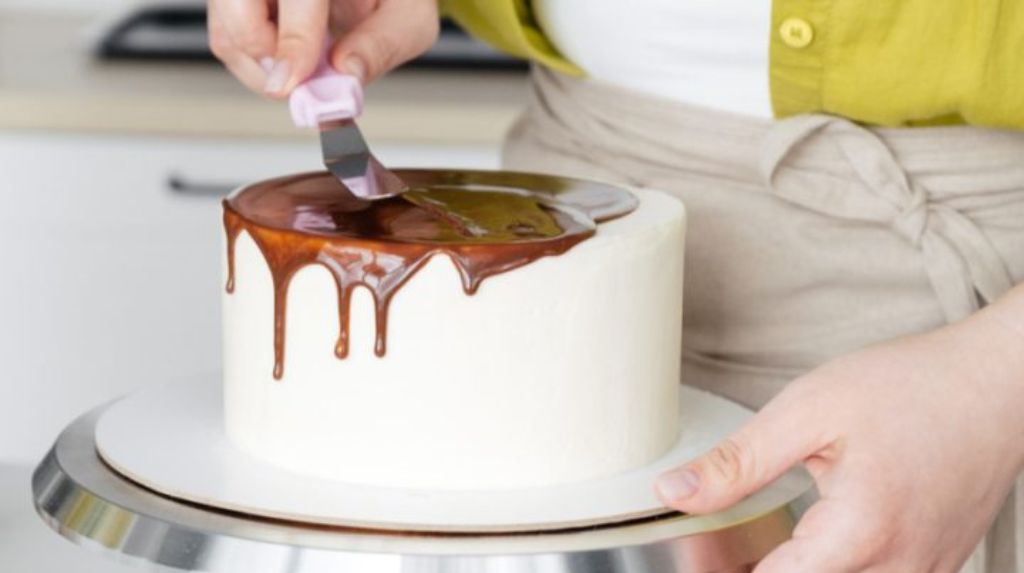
{"left": 166, "top": 173, "right": 240, "bottom": 197}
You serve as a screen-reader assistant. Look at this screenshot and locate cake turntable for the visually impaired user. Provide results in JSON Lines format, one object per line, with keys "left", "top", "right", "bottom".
{"left": 32, "top": 380, "right": 815, "bottom": 573}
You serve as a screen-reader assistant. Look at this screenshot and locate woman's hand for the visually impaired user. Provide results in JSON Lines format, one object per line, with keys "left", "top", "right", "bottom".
{"left": 656, "top": 299, "right": 1024, "bottom": 572}
{"left": 208, "top": 0, "right": 439, "bottom": 96}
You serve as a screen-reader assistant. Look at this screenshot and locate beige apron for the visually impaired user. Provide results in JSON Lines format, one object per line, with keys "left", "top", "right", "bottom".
{"left": 504, "top": 66, "right": 1024, "bottom": 573}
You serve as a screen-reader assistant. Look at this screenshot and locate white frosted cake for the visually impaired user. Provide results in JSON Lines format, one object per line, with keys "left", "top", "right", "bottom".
{"left": 222, "top": 170, "right": 686, "bottom": 490}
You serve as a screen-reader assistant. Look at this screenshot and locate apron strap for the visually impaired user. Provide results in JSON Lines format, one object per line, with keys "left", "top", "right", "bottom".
{"left": 760, "top": 115, "right": 1014, "bottom": 323}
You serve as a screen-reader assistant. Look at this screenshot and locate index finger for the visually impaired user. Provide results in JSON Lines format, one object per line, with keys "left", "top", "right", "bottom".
{"left": 265, "top": 0, "right": 328, "bottom": 97}
{"left": 211, "top": 0, "right": 277, "bottom": 60}
{"left": 208, "top": 2, "right": 270, "bottom": 93}
{"left": 754, "top": 497, "right": 883, "bottom": 573}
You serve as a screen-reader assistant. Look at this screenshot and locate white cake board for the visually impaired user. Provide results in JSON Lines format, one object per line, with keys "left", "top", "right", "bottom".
{"left": 96, "top": 378, "right": 753, "bottom": 533}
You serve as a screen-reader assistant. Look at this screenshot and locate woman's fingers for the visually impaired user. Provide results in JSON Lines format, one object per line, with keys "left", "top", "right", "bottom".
{"left": 655, "top": 382, "right": 832, "bottom": 514}
{"left": 208, "top": 4, "right": 270, "bottom": 93}
{"left": 328, "top": 0, "right": 377, "bottom": 36}
{"left": 329, "top": 0, "right": 439, "bottom": 83}
{"left": 211, "top": 0, "right": 277, "bottom": 60}
{"left": 265, "top": 0, "right": 329, "bottom": 97}
{"left": 211, "top": 0, "right": 436, "bottom": 95}
{"left": 754, "top": 497, "right": 893, "bottom": 573}
{"left": 753, "top": 537, "right": 841, "bottom": 573}
{"left": 657, "top": 320, "right": 1024, "bottom": 572}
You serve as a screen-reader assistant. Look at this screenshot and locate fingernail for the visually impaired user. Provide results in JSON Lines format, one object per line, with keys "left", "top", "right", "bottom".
{"left": 656, "top": 469, "right": 701, "bottom": 501}
{"left": 263, "top": 59, "right": 290, "bottom": 94}
{"left": 341, "top": 56, "right": 366, "bottom": 82}
{"left": 259, "top": 57, "right": 274, "bottom": 73}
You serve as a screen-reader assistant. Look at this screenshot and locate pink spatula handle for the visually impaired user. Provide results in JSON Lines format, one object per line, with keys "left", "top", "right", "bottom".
{"left": 288, "top": 57, "right": 364, "bottom": 128}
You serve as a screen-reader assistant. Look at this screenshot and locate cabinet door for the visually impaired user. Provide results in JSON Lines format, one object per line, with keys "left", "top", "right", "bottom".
{"left": 0, "top": 131, "right": 498, "bottom": 463}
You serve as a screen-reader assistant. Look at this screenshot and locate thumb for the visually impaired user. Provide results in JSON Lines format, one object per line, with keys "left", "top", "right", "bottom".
{"left": 329, "top": 0, "right": 439, "bottom": 84}
{"left": 655, "top": 391, "right": 826, "bottom": 514}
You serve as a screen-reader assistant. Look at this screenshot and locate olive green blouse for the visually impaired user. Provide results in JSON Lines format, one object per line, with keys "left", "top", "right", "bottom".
{"left": 440, "top": 0, "right": 1024, "bottom": 130}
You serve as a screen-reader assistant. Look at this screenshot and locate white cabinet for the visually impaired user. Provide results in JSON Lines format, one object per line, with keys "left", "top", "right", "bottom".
{"left": 0, "top": 130, "right": 499, "bottom": 463}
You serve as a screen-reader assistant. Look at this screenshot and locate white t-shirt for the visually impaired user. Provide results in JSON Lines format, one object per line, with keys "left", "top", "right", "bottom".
{"left": 533, "top": 0, "right": 773, "bottom": 118}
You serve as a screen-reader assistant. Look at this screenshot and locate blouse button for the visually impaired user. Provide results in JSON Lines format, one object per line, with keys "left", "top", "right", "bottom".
{"left": 779, "top": 17, "right": 815, "bottom": 49}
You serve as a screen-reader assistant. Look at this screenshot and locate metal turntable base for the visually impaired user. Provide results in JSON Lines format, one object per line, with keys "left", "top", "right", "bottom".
{"left": 33, "top": 405, "right": 815, "bottom": 573}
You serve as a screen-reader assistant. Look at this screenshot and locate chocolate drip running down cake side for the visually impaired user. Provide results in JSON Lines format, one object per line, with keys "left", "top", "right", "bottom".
{"left": 222, "top": 170, "right": 686, "bottom": 490}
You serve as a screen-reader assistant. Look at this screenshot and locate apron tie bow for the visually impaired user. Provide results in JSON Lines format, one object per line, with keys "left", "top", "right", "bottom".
{"left": 762, "top": 115, "right": 1014, "bottom": 323}
{"left": 891, "top": 184, "right": 929, "bottom": 246}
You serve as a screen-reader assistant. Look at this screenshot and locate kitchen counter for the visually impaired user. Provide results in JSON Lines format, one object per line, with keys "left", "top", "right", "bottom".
{"left": 0, "top": 8, "right": 529, "bottom": 144}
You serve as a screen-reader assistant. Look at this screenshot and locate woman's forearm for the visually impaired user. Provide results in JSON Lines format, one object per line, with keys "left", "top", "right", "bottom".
{"left": 964, "top": 282, "right": 1024, "bottom": 467}
{"left": 971, "top": 282, "right": 1024, "bottom": 374}
{"left": 985, "top": 282, "right": 1024, "bottom": 341}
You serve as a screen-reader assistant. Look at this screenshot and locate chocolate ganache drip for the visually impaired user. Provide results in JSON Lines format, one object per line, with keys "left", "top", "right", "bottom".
{"left": 224, "top": 170, "right": 637, "bottom": 379}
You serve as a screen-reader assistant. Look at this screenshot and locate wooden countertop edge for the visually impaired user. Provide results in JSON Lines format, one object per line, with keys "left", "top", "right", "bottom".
{"left": 0, "top": 91, "right": 523, "bottom": 144}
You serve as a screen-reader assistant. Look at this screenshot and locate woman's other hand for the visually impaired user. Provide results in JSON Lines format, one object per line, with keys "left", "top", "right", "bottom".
{"left": 208, "top": 0, "right": 439, "bottom": 96}
{"left": 656, "top": 302, "right": 1024, "bottom": 572}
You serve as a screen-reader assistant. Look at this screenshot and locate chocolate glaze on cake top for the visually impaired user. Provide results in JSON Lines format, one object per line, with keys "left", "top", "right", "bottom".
{"left": 224, "top": 170, "right": 637, "bottom": 379}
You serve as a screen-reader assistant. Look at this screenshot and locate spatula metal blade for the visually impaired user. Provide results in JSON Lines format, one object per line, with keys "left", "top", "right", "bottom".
{"left": 319, "top": 119, "right": 409, "bottom": 200}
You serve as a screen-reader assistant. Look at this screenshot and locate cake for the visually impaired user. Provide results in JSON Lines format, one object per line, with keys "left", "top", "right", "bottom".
{"left": 222, "top": 169, "right": 686, "bottom": 490}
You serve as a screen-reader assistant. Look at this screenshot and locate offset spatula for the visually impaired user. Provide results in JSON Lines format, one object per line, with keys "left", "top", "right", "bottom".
{"left": 289, "top": 61, "right": 409, "bottom": 200}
